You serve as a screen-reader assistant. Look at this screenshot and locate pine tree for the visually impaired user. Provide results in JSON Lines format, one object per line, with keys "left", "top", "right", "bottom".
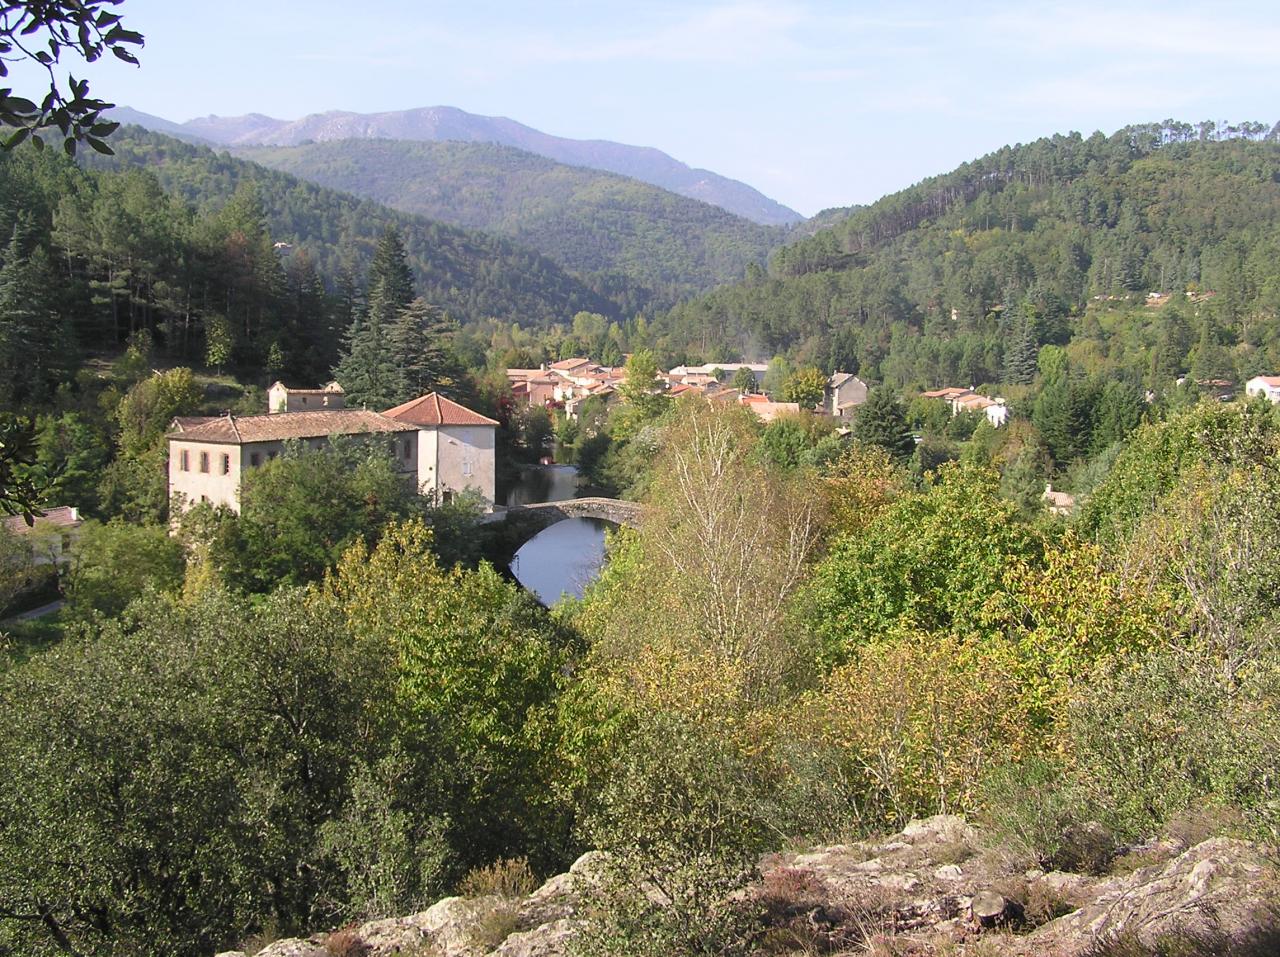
{"left": 1092, "top": 380, "right": 1143, "bottom": 452}
{"left": 0, "top": 224, "right": 69, "bottom": 406}
{"left": 854, "top": 387, "right": 914, "bottom": 461}
{"left": 281, "top": 250, "right": 332, "bottom": 381}
{"left": 333, "top": 229, "right": 418, "bottom": 409}
{"left": 1032, "top": 378, "right": 1088, "bottom": 466}
{"left": 390, "top": 298, "right": 465, "bottom": 400}
{"left": 1003, "top": 319, "right": 1039, "bottom": 385}
{"left": 367, "top": 228, "right": 415, "bottom": 315}
{"left": 333, "top": 311, "right": 405, "bottom": 410}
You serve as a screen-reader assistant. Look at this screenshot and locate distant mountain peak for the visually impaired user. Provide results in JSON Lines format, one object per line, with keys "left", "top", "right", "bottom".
{"left": 114, "top": 104, "right": 803, "bottom": 226}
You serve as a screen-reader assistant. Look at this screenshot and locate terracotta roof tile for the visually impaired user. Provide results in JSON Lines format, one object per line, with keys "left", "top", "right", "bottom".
{"left": 550, "top": 358, "right": 593, "bottom": 371}
{"left": 382, "top": 392, "right": 499, "bottom": 427}
{"left": 166, "top": 409, "right": 415, "bottom": 444}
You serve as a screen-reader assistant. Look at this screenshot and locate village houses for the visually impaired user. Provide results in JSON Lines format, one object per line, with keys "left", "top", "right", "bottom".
{"left": 507, "top": 359, "right": 625, "bottom": 418}
{"left": 166, "top": 387, "right": 497, "bottom": 515}
{"left": 921, "top": 386, "right": 1010, "bottom": 427}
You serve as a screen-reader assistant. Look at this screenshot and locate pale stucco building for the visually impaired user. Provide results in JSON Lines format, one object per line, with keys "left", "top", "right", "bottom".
{"left": 1245, "top": 375, "right": 1280, "bottom": 403}
{"left": 382, "top": 392, "right": 499, "bottom": 506}
{"left": 167, "top": 409, "right": 418, "bottom": 514}
{"left": 268, "top": 380, "right": 346, "bottom": 413}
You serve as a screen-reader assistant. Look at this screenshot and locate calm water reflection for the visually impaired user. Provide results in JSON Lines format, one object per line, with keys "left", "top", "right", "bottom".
{"left": 506, "top": 464, "right": 579, "bottom": 505}
{"left": 511, "top": 517, "right": 612, "bottom": 606}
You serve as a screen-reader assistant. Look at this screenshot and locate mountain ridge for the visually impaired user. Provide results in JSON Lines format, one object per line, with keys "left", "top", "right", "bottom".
{"left": 234, "top": 138, "right": 783, "bottom": 310}
{"left": 110, "top": 104, "right": 803, "bottom": 226}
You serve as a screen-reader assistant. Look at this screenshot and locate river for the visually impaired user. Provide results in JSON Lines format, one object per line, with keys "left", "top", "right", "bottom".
{"left": 507, "top": 465, "right": 613, "bottom": 605}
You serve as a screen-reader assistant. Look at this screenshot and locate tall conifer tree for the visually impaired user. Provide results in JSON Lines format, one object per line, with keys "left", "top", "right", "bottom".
{"left": 854, "top": 387, "right": 914, "bottom": 462}
{"left": 333, "top": 229, "right": 418, "bottom": 409}
{"left": 0, "top": 221, "right": 69, "bottom": 407}
{"left": 390, "top": 298, "right": 464, "bottom": 399}
{"left": 1003, "top": 319, "right": 1040, "bottom": 385}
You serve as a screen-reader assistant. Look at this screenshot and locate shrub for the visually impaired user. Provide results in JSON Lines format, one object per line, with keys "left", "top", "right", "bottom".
{"left": 798, "top": 633, "right": 1033, "bottom": 826}
{"left": 570, "top": 713, "right": 781, "bottom": 957}
{"left": 458, "top": 857, "right": 536, "bottom": 900}
{"left": 1069, "top": 646, "right": 1280, "bottom": 842}
{"left": 976, "top": 757, "right": 1090, "bottom": 870}
{"left": 465, "top": 899, "right": 523, "bottom": 951}
{"left": 324, "top": 928, "right": 369, "bottom": 957}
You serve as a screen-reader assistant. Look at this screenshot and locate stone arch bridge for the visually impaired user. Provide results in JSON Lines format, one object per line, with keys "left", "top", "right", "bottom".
{"left": 483, "top": 497, "right": 645, "bottom": 535}
{"left": 481, "top": 496, "right": 645, "bottom": 542}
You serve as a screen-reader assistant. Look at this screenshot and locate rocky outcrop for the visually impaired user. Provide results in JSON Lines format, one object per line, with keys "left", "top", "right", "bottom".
{"left": 761, "top": 815, "right": 1278, "bottom": 955}
{"left": 215, "top": 852, "right": 604, "bottom": 957}
{"left": 216, "top": 819, "right": 1277, "bottom": 957}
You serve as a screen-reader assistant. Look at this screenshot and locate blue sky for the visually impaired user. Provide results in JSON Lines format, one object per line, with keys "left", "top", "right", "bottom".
{"left": 21, "top": 0, "right": 1280, "bottom": 216}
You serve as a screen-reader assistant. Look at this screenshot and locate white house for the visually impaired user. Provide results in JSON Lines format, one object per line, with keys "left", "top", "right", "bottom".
{"left": 382, "top": 392, "right": 499, "bottom": 506}
{"left": 1245, "top": 375, "right": 1280, "bottom": 403}
{"left": 922, "top": 387, "right": 1010, "bottom": 428}
{"left": 1, "top": 506, "right": 83, "bottom": 567}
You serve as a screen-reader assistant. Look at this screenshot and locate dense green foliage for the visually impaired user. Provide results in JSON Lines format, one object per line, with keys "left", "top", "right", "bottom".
{"left": 6, "top": 115, "right": 1280, "bottom": 956}
{"left": 0, "top": 522, "right": 570, "bottom": 956}
{"left": 200, "top": 440, "right": 421, "bottom": 593}
{"left": 238, "top": 139, "right": 783, "bottom": 311}
{"left": 0, "top": 125, "right": 616, "bottom": 392}
{"left": 658, "top": 124, "right": 1280, "bottom": 390}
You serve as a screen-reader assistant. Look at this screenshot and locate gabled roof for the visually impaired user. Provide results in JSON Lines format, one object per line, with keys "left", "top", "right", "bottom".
{"left": 172, "top": 415, "right": 218, "bottom": 431}
{"left": 954, "top": 394, "right": 997, "bottom": 410}
{"left": 1250, "top": 375, "right": 1280, "bottom": 387}
{"left": 3, "top": 506, "right": 82, "bottom": 534}
{"left": 550, "top": 357, "right": 593, "bottom": 371}
{"left": 382, "top": 392, "right": 499, "bottom": 427}
{"left": 921, "top": 387, "right": 973, "bottom": 399}
{"left": 167, "top": 409, "right": 415, "bottom": 444}
{"left": 829, "top": 372, "right": 865, "bottom": 390}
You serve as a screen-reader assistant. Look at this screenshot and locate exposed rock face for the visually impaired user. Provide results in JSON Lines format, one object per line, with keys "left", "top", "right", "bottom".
{"left": 1030, "top": 837, "right": 1278, "bottom": 953}
{"left": 761, "top": 815, "right": 1278, "bottom": 955}
{"left": 215, "top": 821, "right": 1277, "bottom": 957}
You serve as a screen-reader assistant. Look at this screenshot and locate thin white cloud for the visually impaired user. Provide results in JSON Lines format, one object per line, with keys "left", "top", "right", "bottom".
{"left": 988, "top": 3, "right": 1280, "bottom": 63}
{"left": 505, "top": 1, "right": 809, "bottom": 65}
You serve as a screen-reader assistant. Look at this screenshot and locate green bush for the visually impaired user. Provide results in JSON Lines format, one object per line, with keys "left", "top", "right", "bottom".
{"left": 572, "top": 714, "right": 777, "bottom": 957}
{"left": 1069, "top": 645, "right": 1280, "bottom": 843}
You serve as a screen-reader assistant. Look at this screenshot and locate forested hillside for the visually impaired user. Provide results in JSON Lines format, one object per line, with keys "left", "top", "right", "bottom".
{"left": 237, "top": 139, "right": 783, "bottom": 310}
{"left": 80, "top": 127, "right": 618, "bottom": 326}
{"left": 658, "top": 122, "right": 1280, "bottom": 388}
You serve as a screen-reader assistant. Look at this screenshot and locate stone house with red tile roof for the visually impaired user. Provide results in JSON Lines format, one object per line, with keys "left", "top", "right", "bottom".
{"left": 166, "top": 390, "right": 500, "bottom": 515}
